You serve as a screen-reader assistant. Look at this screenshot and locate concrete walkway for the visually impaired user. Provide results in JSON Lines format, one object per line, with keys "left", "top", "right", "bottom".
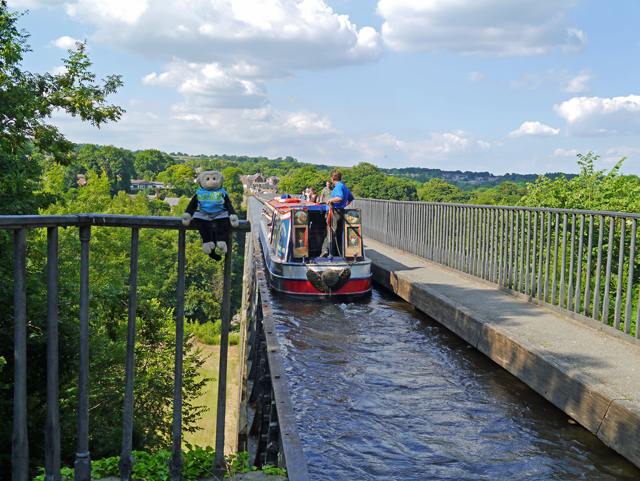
{"left": 364, "top": 237, "right": 640, "bottom": 469}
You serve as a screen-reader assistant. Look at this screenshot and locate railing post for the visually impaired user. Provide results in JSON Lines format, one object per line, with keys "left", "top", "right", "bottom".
{"left": 170, "top": 230, "right": 186, "bottom": 481}
{"left": 212, "top": 229, "right": 235, "bottom": 478}
{"left": 13, "top": 227, "right": 29, "bottom": 481}
{"left": 601, "top": 217, "right": 615, "bottom": 324}
{"left": 614, "top": 219, "right": 626, "bottom": 329}
{"left": 574, "top": 216, "right": 585, "bottom": 313}
{"left": 624, "top": 219, "right": 636, "bottom": 334}
{"left": 75, "top": 224, "right": 92, "bottom": 481}
{"left": 45, "top": 227, "right": 62, "bottom": 481}
{"left": 592, "top": 216, "right": 604, "bottom": 317}
{"left": 584, "top": 216, "right": 595, "bottom": 316}
{"left": 119, "top": 228, "right": 139, "bottom": 481}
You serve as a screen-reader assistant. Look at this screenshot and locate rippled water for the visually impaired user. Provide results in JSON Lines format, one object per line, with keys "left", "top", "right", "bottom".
{"left": 271, "top": 287, "right": 640, "bottom": 481}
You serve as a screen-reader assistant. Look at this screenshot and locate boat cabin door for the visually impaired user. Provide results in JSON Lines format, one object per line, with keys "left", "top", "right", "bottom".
{"left": 292, "top": 209, "right": 309, "bottom": 258}
{"left": 343, "top": 208, "right": 364, "bottom": 259}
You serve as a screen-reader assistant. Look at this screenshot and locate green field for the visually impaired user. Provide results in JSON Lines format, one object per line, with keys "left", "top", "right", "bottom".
{"left": 184, "top": 343, "right": 241, "bottom": 453}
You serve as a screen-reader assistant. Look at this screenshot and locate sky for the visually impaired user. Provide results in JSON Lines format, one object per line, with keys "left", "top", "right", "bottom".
{"left": 7, "top": 0, "right": 640, "bottom": 175}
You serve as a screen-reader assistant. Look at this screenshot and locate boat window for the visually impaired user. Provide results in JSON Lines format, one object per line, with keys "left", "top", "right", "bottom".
{"left": 276, "top": 218, "right": 290, "bottom": 259}
{"left": 271, "top": 218, "right": 281, "bottom": 249}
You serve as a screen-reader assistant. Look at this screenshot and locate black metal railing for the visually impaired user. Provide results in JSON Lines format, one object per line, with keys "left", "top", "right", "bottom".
{"left": 235, "top": 200, "right": 310, "bottom": 480}
{"left": 353, "top": 199, "right": 640, "bottom": 344}
{"left": 2, "top": 214, "right": 250, "bottom": 481}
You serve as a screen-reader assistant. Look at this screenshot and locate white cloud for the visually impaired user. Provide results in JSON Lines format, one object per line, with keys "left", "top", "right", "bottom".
{"left": 6, "top": 0, "right": 68, "bottom": 7}
{"left": 602, "top": 147, "right": 640, "bottom": 163}
{"left": 562, "top": 69, "right": 594, "bottom": 93}
{"left": 56, "top": 0, "right": 383, "bottom": 78}
{"left": 51, "top": 36, "right": 83, "bottom": 50}
{"left": 377, "top": 0, "right": 585, "bottom": 56}
{"left": 142, "top": 61, "right": 268, "bottom": 109}
{"left": 467, "top": 71, "right": 483, "bottom": 83}
{"left": 553, "top": 148, "right": 580, "bottom": 157}
{"left": 350, "top": 130, "right": 491, "bottom": 161}
{"left": 49, "top": 99, "right": 341, "bottom": 159}
{"left": 509, "top": 121, "right": 560, "bottom": 137}
{"left": 555, "top": 95, "right": 640, "bottom": 136}
{"left": 49, "top": 66, "right": 68, "bottom": 75}
{"left": 510, "top": 68, "right": 593, "bottom": 92}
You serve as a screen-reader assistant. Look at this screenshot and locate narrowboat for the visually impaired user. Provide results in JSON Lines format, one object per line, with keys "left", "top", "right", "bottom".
{"left": 258, "top": 195, "right": 372, "bottom": 299}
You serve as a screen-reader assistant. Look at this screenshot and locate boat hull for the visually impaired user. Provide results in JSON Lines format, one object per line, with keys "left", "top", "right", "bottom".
{"left": 258, "top": 216, "right": 372, "bottom": 299}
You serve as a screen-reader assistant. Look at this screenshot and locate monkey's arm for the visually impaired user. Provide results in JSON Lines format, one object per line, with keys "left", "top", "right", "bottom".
{"left": 182, "top": 194, "right": 199, "bottom": 226}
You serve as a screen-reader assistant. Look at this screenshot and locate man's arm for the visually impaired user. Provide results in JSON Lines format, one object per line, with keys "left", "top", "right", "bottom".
{"left": 346, "top": 189, "right": 354, "bottom": 206}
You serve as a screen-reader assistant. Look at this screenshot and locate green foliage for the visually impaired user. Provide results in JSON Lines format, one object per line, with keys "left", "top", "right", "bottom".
{"left": 225, "top": 451, "right": 251, "bottom": 475}
{"left": 157, "top": 164, "right": 197, "bottom": 197}
{"left": 418, "top": 178, "right": 473, "bottom": 203}
{"left": 278, "top": 165, "right": 328, "bottom": 195}
{"left": 33, "top": 448, "right": 284, "bottom": 481}
{"left": 0, "top": 4, "right": 123, "bottom": 215}
{"left": 221, "top": 166, "right": 244, "bottom": 195}
{"left": 519, "top": 153, "right": 640, "bottom": 212}
{"left": 225, "top": 452, "right": 287, "bottom": 477}
{"left": 134, "top": 149, "right": 176, "bottom": 180}
{"left": 188, "top": 320, "right": 240, "bottom": 346}
{"left": 475, "top": 181, "right": 527, "bottom": 206}
{"left": 0, "top": 8, "right": 123, "bottom": 214}
{"left": 75, "top": 144, "right": 136, "bottom": 195}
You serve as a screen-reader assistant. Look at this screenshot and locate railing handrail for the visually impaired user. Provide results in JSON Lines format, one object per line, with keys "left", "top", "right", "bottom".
{"left": 0, "top": 213, "right": 251, "bottom": 231}
{"left": 354, "top": 197, "right": 640, "bottom": 220}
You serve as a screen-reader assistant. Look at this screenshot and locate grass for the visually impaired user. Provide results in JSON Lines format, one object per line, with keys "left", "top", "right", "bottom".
{"left": 190, "top": 320, "right": 241, "bottom": 346}
{"left": 184, "top": 342, "right": 241, "bottom": 453}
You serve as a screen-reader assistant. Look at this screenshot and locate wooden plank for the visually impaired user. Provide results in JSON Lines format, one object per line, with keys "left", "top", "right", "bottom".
{"left": 597, "top": 399, "right": 640, "bottom": 468}
{"left": 477, "top": 324, "right": 616, "bottom": 434}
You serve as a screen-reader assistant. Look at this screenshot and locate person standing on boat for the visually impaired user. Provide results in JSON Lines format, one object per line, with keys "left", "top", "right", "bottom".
{"left": 320, "top": 170, "right": 354, "bottom": 258}
{"left": 319, "top": 181, "right": 332, "bottom": 203}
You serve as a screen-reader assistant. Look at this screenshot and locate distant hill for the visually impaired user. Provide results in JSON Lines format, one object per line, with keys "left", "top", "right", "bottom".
{"left": 380, "top": 167, "right": 578, "bottom": 186}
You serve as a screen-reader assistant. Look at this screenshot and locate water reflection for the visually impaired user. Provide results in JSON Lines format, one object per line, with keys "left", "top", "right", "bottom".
{"left": 271, "top": 287, "right": 640, "bottom": 480}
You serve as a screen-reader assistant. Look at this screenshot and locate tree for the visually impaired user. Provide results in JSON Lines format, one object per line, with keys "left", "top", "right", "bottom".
{"left": 157, "top": 164, "right": 197, "bottom": 197}
{"left": 77, "top": 145, "right": 135, "bottom": 195}
{"left": 0, "top": 2, "right": 124, "bottom": 215}
{"left": 277, "top": 166, "right": 327, "bottom": 195}
{"left": 475, "top": 181, "right": 527, "bottom": 206}
{"left": 134, "top": 149, "right": 175, "bottom": 180}
{"left": 519, "top": 153, "right": 640, "bottom": 212}
{"left": 418, "top": 178, "right": 473, "bottom": 203}
{"left": 221, "top": 166, "right": 244, "bottom": 195}
{"left": 383, "top": 176, "right": 418, "bottom": 201}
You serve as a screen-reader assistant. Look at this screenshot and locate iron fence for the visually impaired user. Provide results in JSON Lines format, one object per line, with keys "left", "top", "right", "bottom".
{"left": 353, "top": 199, "right": 640, "bottom": 343}
{"left": 2, "top": 214, "right": 250, "bottom": 481}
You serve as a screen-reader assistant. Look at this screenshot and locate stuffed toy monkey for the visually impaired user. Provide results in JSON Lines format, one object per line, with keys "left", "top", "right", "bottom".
{"left": 182, "top": 170, "right": 239, "bottom": 260}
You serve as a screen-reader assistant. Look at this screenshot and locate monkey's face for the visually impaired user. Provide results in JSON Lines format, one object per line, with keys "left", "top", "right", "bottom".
{"left": 200, "top": 171, "right": 224, "bottom": 190}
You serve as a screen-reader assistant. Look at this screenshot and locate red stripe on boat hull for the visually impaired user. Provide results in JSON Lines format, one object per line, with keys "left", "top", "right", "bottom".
{"left": 282, "top": 278, "right": 371, "bottom": 295}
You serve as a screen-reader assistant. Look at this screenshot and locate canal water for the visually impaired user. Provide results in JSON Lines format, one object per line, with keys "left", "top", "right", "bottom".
{"left": 270, "top": 287, "right": 640, "bottom": 480}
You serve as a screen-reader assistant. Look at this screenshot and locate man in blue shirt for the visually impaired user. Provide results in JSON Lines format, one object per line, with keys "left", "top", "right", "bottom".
{"left": 320, "top": 169, "right": 354, "bottom": 257}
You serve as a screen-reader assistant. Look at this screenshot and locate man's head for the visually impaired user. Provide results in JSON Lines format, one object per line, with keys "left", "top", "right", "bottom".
{"left": 331, "top": 170, "right": 341, "bottom": 182}
{"left": 326, "top": 181, "right": 331, "bottom": 188}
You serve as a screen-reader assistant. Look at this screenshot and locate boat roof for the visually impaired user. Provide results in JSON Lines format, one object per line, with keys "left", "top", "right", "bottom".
{"left": 265, "top": 196, "right": 328, "bottom": 214}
